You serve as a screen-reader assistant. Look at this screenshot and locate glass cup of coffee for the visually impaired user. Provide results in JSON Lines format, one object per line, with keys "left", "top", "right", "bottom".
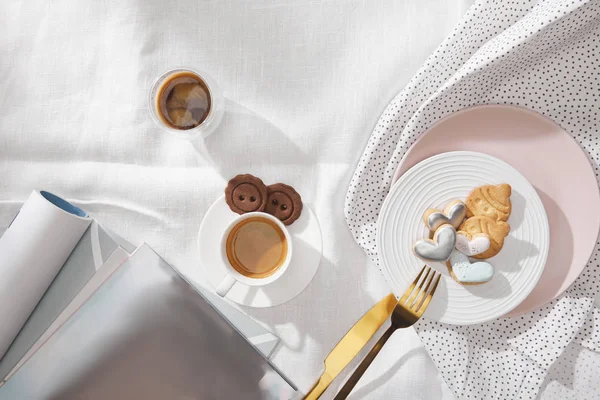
{"left": 216, "top": 212, "right": 293, "bottom": 297}
{"left": 149, "top": 67, "right": 224, "bottom": 139}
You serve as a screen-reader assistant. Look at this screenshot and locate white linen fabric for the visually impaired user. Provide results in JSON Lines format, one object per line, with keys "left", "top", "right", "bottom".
{"left": 0, "top": 0, "right": 474, "bottom": 399}
{"left": 346, "top": 0, "right": 600, "bottom": 399}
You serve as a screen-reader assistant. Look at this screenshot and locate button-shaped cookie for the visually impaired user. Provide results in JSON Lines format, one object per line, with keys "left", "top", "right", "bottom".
{"left": 225, "top": 174, "right": 268, "bottom": 214}
{"left": 265, "top": 183, "right": 303, "bottom": 225}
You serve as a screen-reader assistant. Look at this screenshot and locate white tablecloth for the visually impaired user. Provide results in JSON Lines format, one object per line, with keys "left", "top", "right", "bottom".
{"left": 0, "top": 1, "right": 472, "bottom": 398}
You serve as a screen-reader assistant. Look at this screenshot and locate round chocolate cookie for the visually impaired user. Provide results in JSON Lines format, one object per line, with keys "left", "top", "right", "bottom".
{"left": 225, "top": 174, "right": 268, "bottom": 214}
{"left": 265, "top": 183, "right": 303, "bottom": 225}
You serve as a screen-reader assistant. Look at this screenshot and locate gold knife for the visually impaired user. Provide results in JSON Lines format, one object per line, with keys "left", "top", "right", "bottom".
{"left": 303, "top": 293, "right": 397, "bottom": 400}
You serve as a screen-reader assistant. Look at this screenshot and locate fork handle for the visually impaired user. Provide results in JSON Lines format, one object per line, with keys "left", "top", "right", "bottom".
{"left": 333, "top": 325, "right": 396, "bottom": 400}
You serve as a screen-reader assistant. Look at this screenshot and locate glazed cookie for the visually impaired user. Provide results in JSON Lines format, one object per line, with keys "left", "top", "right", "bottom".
{"left": 225, "top": 174, "right": 269, "bottom": 214}
{"left": 423, "top": 200, "right": 467, "bottom": 231}
{"left": 412, "top": 224, "right": 456, "bottom": 262}
{"left": 458, "top": 216, "right": 510, "bottom": 259}
{"left": 466, "top": 184, "right": 512, "bottom": 222}
{"left": 447, "top": 251, "right": 494, "bottom": 285}
{"left": 455, "top": 231, "right": 491, "bottom": 257}
{"left": 265, "top": 183, "right": 303, "bottom": 225}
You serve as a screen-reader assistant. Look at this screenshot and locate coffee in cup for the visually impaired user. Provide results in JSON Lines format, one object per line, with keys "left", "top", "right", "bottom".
{"left": 149, "top": 68, "right": 224, "bottom": 139}
{"left": 155, "top": 71, "right": 211, "bottom": 130}
{"left": 216, "top": 212, "right": 293, "bottom": 297}
{"left": 226, "top": 216, "right": 288, "bottom": 279}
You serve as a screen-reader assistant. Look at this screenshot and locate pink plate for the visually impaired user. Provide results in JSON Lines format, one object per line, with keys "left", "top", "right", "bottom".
{"left": 393, "top": 105, "right": 600, "bottom": 316}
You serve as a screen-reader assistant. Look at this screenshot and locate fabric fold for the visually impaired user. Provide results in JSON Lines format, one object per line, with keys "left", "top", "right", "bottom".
{"left": 345, "top": 0, "right": 600, "bottom": 398}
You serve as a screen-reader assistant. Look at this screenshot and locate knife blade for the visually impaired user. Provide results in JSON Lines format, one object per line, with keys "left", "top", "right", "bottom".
{"left": 303, "top": 293, "right": 397, "bottom": 400}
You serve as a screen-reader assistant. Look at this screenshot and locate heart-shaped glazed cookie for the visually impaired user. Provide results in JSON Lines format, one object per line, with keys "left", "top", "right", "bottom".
{"left": 423, "top": 200, "right": 467, "bottom": 231}
{"left": 447, "top": 251, "right": 494, "bottom": 285}
{"left": 413, "top": 224, "right": 456, "bottom": 262}
{"left": 455, "top": 232, "right": 491, "bottom": 256}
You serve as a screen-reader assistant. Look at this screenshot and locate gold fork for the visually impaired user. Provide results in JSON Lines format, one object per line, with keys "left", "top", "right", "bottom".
{"left": 333, "top": 265, "right": 441, "bottom": 400}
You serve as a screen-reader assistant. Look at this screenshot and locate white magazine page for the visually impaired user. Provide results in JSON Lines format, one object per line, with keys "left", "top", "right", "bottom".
{"left": 0, "top": 221, "right": 121, "bottom": 381}
{"left": 0, "top": 245, "right": 297, "bottom": 399}
{"left": 0, "top": 190, "right": 91, "bottom": 360}
{"left": 1, "top": 247, "right": 131, "bottom": 386}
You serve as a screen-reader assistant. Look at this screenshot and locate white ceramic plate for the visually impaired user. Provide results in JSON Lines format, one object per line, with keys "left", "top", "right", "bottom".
{"left": 377, "top": 151, "right": 549, "bottom": 325}
{"left": 197, "top": 196, "right": 322, "bottom": 308}
{"left": 391, "top": 105, "right": 600, "bottom": 316}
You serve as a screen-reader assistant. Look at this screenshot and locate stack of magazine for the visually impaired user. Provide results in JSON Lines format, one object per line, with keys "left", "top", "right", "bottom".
{"left": 0, "top": 190, "right": 296, "bottom": 399}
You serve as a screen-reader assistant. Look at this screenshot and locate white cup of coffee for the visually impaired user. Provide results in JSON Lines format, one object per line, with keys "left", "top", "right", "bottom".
{"left": 216, "top": 212, "right": 293, "bottom": 297}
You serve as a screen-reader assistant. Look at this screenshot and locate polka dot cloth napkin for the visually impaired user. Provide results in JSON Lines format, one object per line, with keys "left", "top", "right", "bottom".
{"left": 345, "top": 1, "right": 600, "bottom": 399}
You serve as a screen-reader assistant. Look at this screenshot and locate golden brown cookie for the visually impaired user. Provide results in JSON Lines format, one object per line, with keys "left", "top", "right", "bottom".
{"left": 465, "top": 184, "right": 512, "bottom": 222}
{"left": 225, "top": 174, "right": 268, "bottom": 214}
{"left": 458, "top": 216, "right": 510, "bottom": 259}
{"left": 265, "top": 183, "right": 303, "bottom": 225}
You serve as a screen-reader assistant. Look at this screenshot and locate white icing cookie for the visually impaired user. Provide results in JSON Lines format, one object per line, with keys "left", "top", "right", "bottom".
{"left": 455, "top": 232, "right": 491, "bottom": 256}
{"left": 413, "top": 224, "right": 456, "bottom": 262}
{"left": 447, "top": 251, "right": 494, "bottom": 285}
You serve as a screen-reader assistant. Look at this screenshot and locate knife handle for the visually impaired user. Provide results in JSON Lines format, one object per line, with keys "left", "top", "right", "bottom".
{"left": 304, "top": 373, "right": 332, "bottom": 400}
{"left": 333, "top": 325, "right": 395, "bottom": 399}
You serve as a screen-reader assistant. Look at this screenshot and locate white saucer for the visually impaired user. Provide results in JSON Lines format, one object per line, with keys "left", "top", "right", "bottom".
{"left": 197, "top": 196, "right": 322, "bottom": 307}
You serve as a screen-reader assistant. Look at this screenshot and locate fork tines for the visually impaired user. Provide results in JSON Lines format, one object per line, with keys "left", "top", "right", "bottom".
{"left": 400, "top": 265, "right": 441, "bottom": 315}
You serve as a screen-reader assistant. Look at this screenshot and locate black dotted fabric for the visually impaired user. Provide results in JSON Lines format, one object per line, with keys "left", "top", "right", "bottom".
{"left": 344, "top": 1, "right": 600, "bottom": 398}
